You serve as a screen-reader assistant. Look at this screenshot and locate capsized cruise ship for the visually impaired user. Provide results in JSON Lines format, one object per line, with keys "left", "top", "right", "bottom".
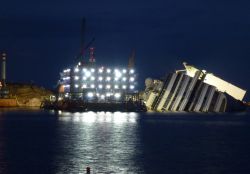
{"left": 143, "top": 62, "right": 247, "bottom": 112}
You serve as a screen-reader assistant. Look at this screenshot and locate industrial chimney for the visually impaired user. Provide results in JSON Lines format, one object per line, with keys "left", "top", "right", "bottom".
{"left": 1, "top": 52, "right": 6, "bottom": 87}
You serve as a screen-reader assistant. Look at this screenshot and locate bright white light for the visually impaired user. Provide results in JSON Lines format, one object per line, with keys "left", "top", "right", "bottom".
{"left": 63, "top": 77, "right": 70, "bottom": 80}
{"left": 114, "top": 77, "right": 119, "bottom": 81}
{"left": 98, "top": 76, "right": 103, "bottom": 81}
{"left": 96, "top": 93, "right": 100, "bottom": 97}
{"left": 114, "top": 85, "right": 119, "bottom": 89}
{"left": 130, "top": 85, "right": 135, "bottom": 89}
{"left": 114, "top": 93, "right": 121, "bottom": 98}
{"left": 63, "top": 69, "right": 71, "bottom": 73}
{"left": 115, "top": 70, "right": 122, "bottom": 78}
{"left": 74, "top": 76, "right": 79, "bottom": 80}
{"left": 130, "top": 69, "right": 134, "bottom": 74}
{"left": 106, "top": 84, "right": 111, "bottom": 89}
{"left": 98, "top": 68, "right": 103, "bottom": 73}
{"left": 122, "top": 85, "right": 127, "bottom": 89}
{"left": 130, "top": 77, "right": 135, "bottom": 82}
{"left": 87, "top": 92, "right": 94, "bottom": 98}
{"left": 91, "top": 68, "right": 95, "bottom": 72}
{"left": 106, "top": 92, "right": 111, "bottom": 97}
{"left": 65, "top": 93, "right": 69, "bottom": 97}
{"left": 90, "top": 76, "right": 95, "bottom": 81}
{"left": 78, "top": 62, "right": 81, "bottom": 66}
{"left": 122, "top": 77, "right": 127, "bottom": 81}
{"left": 75, "top": 84, "right": 79, "bottom": 88}
{"left": 74, "top": 67, "right": 79, "bottom": 72}
{"left": 83, "top": 76, "right": 87, "bottom": 80}
{"left": 90, "top": 84, "right": 95, "bottom": 88}
{"left": 82, "top": 68, "right": 87, "bottom": 72}
{"left": 98, "top": 84, "right": 103, "bottom": 89}
{"left": 64, "top": 84, "right": 70, "bottom": 88}
{"left": 107, "top": 69, "right": 111, "bottom": 73}
{"left": 82, "top": 84, "right": 87, "bottom": 88}
{"left": 122, "top": 69, "right": 127, "bottom": 73}
{"left": 106, "top": 77, "right": 111, "bottom": 81}
{"left": 100, "top": 95, "right": 105, "bottom": 100}
{"left": 85, "top": 71, "right": 91, "bottom": 77}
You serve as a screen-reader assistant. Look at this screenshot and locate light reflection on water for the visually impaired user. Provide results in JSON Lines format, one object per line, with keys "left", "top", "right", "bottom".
{"left": 55, "top": 111, "right": 141, "bottom": 173}
{"left": 58, "top": 111, "right": 138, "bottom": 124}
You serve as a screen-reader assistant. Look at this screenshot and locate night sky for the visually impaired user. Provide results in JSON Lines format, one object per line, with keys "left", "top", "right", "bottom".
{"left": 0, "top": 0, "right": 250, "bottom": 100}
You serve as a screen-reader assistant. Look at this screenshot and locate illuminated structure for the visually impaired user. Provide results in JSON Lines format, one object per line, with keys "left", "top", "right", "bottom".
{"left": 144, "top": 62, "right": 247, "bottom": 112}
{"left": 59, "top": 64, "right": 137, "bottom": 102}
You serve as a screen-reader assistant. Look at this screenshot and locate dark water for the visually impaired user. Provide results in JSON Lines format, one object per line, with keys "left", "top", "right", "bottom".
{"left": 0, "top": 110, "right": 250, "bottom": 174}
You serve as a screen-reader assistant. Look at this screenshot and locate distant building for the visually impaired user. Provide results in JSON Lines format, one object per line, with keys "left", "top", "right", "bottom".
{"left": 144, "top": 63, "right": 247, "bottom": 112}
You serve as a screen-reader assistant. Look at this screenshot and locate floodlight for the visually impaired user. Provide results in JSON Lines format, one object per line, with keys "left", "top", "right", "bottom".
{"left": 99, "top": 68, "right": 103, "bottom": 73}
{"left": 130, "top": 85, "right": 135, "bottom": 89}
{"left": 122, "top": 77, "right": 127, "bottom": 81}
{"left": 74, "top": 76, "right": 79, "bottom": 80}
{"left": 85, "top": 71, "right": 91, "bottom": 77}
{"left": 130, "top": 77, "right": 135, "bottom": 82}
{"left": 74, "top": 67, "right": 79, "bottom": 72}
{"left": 106, "top": 84, "right": 111, "bottom": 89}
{"left": 90, "top": 76, "right": 95, "bottom": 81}
{"left": 129, "top": 69, "right": 134, "bottom": 74}
{"left": 90, "top": 84, "right": 95, "bottom": 88}
{"left": 98, "top": 76, "right": 103, "bottom": 81}
{"left": 114, "top": 93, "right": 121, "bottom": 98}
{"left": 87, "top": 92, "right": 94, "bottom": 98}
{"left": 98, "top": 84, "right": 103, "bottom": 89}
{"left": 106, "top": 77, "right": 111, "bottom": 81}
{"left": 114, "top": 85, "right": 119, "bottom": 89}
{"left": 75, "top": 84, "right": 79, "bottom": 88}
{"left": 122, "top": 85, "right": 127, "bottom": 89}
{"left": 100, "top": 95, "right": 105, "bottom": 100}
{"left": 107, "top": 69, "right": 111, "bottom": 73}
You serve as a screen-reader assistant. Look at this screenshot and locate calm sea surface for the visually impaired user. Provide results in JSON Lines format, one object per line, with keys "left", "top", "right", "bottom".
{"left": 0, "top": 109, "right": 250, "bottom": 174}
